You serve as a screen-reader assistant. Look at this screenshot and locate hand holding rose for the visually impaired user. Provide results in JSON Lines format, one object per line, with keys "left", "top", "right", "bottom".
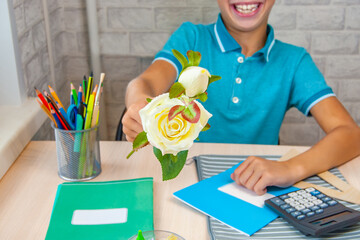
{"left": 127, "top": 50, "right": 221, "bottom": 180}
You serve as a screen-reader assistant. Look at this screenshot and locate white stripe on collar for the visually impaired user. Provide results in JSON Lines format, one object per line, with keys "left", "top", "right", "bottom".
{"left": 266, "top": 38, "right": 275, "bottom": 62}
{"left": 214, "top": 24, "right": 225, "bottom": 53}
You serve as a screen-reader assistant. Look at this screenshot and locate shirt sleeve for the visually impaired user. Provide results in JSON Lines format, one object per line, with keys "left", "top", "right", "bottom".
{"left": 289, "top": 51, "right": 335, "bottom": 116}
{"left": 154, "top": 22, "right": 197, "bottom": 78}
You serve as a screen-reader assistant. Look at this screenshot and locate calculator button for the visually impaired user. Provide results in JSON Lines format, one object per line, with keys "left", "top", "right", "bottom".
{"left": 310, "top": 206, "right": 320, "bottom": 211}
{"left": 322, "top": 197, "right": 331, "bottom": 202}
{"left": 316, "top": 193, "right": 326, "bottom": 198}
{"left": 289, "top": 192, "right": 298, "bottom": 197}
{"left": 307, "top": 212, "right": 315, "bottom": 217}
{"left": 294, "top": 196, "right": 303, "bottom": 201}
{"left": 286, "top": 207, "right": 296, "bottom": 213}
{"left": 328, "top": 200, "right": 338, "bottom": 206}
{"left": 297, "top": 190, "right": 306, "bottom": 195}
{"left": 280, "top": 204, "right": 291, "bottom": 209}
{"left": 298, "top": 199, "right": 308, "bottom": 204}
{"left": 315, "top": 209, "right": 324, "bottom": 214}
{"left": 304, "top": 202, "right": 314, "bottom": 208}
{"left": 290, "top": 202, "right": 300, "bottom": 207}
{"left": 295, "top": 205, "right": 306, "bottom": 211}
{"left": 310, "top": 190, "right": 321, "bottom": 196}
{"left": 305, "top": 187, "right": 315, "bottom": 192}
{"left": 320, "top": 203, "right": 329, "bottom": 209}
{"left": 270, "top": 198, "right": 285, "bottom": 206}
{"left": 297, "top": 215, "right": 306, "bottom": 220}
{"left": 279, "top": 195, "right": 290, "bottom": 200}
{"left": 301, "top": 208, "right": 311, "bottom": 214}
{"left": 303, "top": 193, "right": 312, "bottom": 198}
{"left": 313, "top": 199, "right": 323, "bottom": 205}
{"left": 291, "top": 211, "right": 302, "bottom": 217}
{"left": 308, "top": 196, "right": 317, "bottom": 201}
{"left": 285, "top": 198, "right": 295, "bottom": 203}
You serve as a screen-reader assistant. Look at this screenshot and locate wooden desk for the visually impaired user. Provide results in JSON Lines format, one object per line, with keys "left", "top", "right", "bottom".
{"left": 1, "top": 141, "right": 360, "bottom": 239}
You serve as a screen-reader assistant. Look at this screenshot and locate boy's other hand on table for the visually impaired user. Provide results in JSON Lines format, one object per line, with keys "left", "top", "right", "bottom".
{"left": 231, "top": 156, "right": 298, "bottom": 196}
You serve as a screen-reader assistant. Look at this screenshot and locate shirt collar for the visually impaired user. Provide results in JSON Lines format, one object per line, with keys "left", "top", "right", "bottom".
{"left": 214, "top": 13, "right": 275, "bottom": 62}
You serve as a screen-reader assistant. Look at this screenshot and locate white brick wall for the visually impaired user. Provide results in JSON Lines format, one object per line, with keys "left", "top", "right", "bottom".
{"left": 12, "top": 0, "right": 360, "bottom": 144}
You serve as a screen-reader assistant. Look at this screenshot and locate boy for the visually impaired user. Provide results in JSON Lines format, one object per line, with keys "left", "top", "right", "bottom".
{"left": 122, "top": 0, "right": 360, "bottom": 195}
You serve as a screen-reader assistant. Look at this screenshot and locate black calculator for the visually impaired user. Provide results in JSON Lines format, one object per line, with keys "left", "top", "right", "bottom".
{"left": 265, "top": 187, "right": 360, "bottom": 236}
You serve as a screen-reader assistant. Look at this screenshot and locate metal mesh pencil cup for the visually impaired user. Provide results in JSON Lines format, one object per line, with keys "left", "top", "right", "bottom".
{"left": 52, "top": 123, "right": 101, "bottom": 181}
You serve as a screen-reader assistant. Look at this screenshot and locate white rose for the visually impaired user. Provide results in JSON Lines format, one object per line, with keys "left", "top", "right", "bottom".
{"left": 139, "top": 93, "right": 212, "bottom": 155}
{"left": 178, "top": 66, "right": 211, "bottom": 97}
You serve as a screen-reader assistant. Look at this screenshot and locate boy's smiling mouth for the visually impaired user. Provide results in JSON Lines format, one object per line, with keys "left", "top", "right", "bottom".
{"left": 231, "top": 1, "right": 264, "bottom": 17}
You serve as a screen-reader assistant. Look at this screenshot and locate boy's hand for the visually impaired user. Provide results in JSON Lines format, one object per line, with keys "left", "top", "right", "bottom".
{"left": 230, "top": 156, "right": 297, "bottom": 195}
{"left": 122, "top": 100, "right": 148, "bottom": 142}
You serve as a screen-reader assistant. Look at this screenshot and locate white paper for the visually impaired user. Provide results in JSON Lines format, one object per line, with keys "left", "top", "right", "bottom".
{"left": 71, "top": 208, "right": 128, "bottom": 225}
{"left": 218, "top": 182, "right": 274, "bottom": 208}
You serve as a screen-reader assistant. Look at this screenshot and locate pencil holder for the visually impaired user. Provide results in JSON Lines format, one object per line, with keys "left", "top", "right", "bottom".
{"left": 52, "top": 123, "right": 101, "bottom": 181}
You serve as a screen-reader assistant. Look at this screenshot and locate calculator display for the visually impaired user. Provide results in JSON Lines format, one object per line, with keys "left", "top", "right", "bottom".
{"left": 310, "top": 211, "right": 351, "bottom": 225}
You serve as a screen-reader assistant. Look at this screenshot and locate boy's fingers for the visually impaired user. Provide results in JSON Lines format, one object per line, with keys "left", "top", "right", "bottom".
{"left": 232, "top": 156, "right": 253, "bottom": 177}
{"left": 253, "top": 177, "right": 268, "bottom": 195}
{"left": 244, "top": 170, "right": 262, "bottom": 191}
{"left": 238, "top": 162, "right": 255, "bottom": 186}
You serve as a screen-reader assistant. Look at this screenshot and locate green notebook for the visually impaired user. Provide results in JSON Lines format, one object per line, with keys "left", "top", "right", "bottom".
{"left": 45, "top": 178, "right": 154, "bottom": 240}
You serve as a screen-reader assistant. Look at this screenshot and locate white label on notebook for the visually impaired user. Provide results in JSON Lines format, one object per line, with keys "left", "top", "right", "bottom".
{"left": 218, "top": 182, "right": 274, "bottom": 208}
{"left": 71, "top": 208, "right": 128, "bottom": 225}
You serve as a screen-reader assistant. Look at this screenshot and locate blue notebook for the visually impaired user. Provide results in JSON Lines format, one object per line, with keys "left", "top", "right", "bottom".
{"left": 173, "top": 162, "right": 298, "bottom": 236}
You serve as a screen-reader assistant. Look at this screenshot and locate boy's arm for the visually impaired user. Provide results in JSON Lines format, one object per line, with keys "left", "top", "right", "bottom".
{"left": 122, "top": 60, "right": 177, "bottom": 142}
{"left": 286, "top": 96, "right": 360, "bottom": 180}
{"left": 231, "top": 96, "right": 360, "bottom": 195}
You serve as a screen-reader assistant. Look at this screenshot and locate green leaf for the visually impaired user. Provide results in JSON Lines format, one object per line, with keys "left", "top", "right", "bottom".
{"left": 153, "top": 147, "right": 188, "bottom": 181}
{"left": 127, "top": 131, "right": 148, "bottom": 159}
{"left": 168, "top": 105, "right": 186, "bottom": 121}
{"left": 181, "top": 101, "right": 200, "bottom": 123}
{"left": 146, "top": 98, "right": 152, "bottom": 103}
{"left": 201, "top": 123, "right": 211, "bottom": 132}
{"left": 169, "top": 82, "right": 185, "bottom": 99}
{"left": 186, "top": 50, "right": 201, "bottom": 66}
{"left": 208, "top": 75, "right": 222, "bottom": 85}
{"left": 196, "top": 92, "right": 208, "bottom": 102}
{"left": 172, "top": 49, "right": 189, "bottom": 70}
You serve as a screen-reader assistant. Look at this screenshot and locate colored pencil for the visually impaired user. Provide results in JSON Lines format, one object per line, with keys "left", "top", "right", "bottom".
{"left": 45, "top": 96, "right": 71, "bottom": 130}
{"left": 36, "top": 98, "right": 57, "bottom": 127}
{"left": 34, "top": 87, "right": 49, "bottom": 110}
{"left": 71, "top": 83, "right": 78, "bottom": 106}
{"left": 84, "top": 87, "right": 96, "bottom": 129}
{"left": 48, "top": 85, "right": 65, "bottom": 110}
{"left": 82, "top": 75, "right": 87, "bottom": 102}
{"left": 85, "top": 72, "right": 93, "bottom": 105}
{"left": 91, "top": 73, "right": 105, "bottom": 127}
{"left": 78, "top": 84, "right": 82, "bottom": 108}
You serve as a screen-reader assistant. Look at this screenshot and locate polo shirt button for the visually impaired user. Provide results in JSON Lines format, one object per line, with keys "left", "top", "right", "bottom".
{"left": 232, "top": 97, "right": 239, "bottom": 104}
{"left": 237, "top": 56, "right": 244, "bottom": 63}
{"left": 235, "top": 78, "right": 242, "bottom": 84}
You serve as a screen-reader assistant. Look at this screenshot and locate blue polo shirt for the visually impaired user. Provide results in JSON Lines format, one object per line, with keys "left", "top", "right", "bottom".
{"left": 154, "top": 14, "right": 335, "bottom": 145}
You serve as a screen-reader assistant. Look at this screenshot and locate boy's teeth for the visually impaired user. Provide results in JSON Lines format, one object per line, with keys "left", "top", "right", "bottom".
{"left": 235, "top": 3, "right": 259, "bottom": 13}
